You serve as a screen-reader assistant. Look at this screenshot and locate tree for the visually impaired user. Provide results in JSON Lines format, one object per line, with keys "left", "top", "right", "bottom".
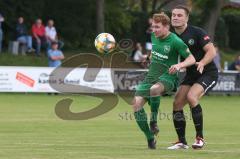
{"left": 192, "top": 0, "right": 227, "bottom": 42}
{"left": 203, "top": 0, "right": 226, "bottom": 41}
{"left": 96, "top": 0, "right": 105, "bottom": 34}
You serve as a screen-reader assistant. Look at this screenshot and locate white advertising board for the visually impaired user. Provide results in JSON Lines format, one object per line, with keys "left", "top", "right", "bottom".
{"left": 0, "top": 66, "right": 114, "bottom": 93}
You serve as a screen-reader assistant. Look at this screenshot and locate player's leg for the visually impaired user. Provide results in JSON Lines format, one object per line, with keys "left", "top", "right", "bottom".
{"left": 187, "top": 83, "right": 205, "bottom": 149}
{"left": 149, "top": 74, "right": 177, "bottom": 137}
{"left": 133, "top": 83, "right": 155, "bottom": 149}
{"left": 187, "top": 74, "right": 217, "bottom": 149}
{"left": 148, "top": 83, "right": 165, "bottom": 135}
{"left": 167, "top": 85, "right": 190, "bottom": 150}
{"left": 173, "top": 86, "right": 190, "bottom": 142}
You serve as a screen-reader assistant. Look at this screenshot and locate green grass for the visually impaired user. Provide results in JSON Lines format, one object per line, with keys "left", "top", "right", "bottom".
{"left": 1, "top": 49, "right": 238, "bottom": 68}
{"left": 0, "top": 52, "right": 48, "bottom": 66}
{"left": 0, "top": 93, "right": 240, "bottom": 159}
{"left": 0, "top": 51, "right": 113, "bottom": 67}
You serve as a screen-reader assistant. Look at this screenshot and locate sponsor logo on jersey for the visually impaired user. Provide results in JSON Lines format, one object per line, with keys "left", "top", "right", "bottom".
{"left": 188, "top": 39, "right": 195, "bottom": 45}
{"left": 152, "top": 51, "right": 168, "bottom": 59}
{"left": 163, "top": 45, "right": 170, "bottom": 53}
{"left": 204, "top": 35, "right": 210, "bottom": 41}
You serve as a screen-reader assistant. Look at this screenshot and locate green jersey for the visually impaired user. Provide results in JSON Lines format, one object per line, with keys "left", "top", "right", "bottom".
{"left": 135, "top": 32, "right": 191, "bottom": 96}
{"left": 151, "top": 32, "right": 190, "bottom": 67}
{"left": 146, "top": 32, "right": 191, "bottom": 79}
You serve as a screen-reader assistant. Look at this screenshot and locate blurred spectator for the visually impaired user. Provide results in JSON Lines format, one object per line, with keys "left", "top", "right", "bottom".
{"left": 133, "top": 43, "right": 146, "bottom": 61}
{"left": 45, "top": 19, "right": 64, "bottom": 50}
{"left": 16, "top": 17, "right": 35, "bottom": 52}
{"left": 47, "top": 41, "right": 64, "bottom": 67}
{"left": 32, "top": 18, "right": 46, "bottom": 56}
{"left": 145, "top": 17, "right": 153, "bottom": 54}
{"left": 132, "top": 43, "right": 148, "bottom": 68}
{"left": 213, "top": 45, "right": 222, "bottom": 71}
{"left": 0, "top": 13, "right": 4, "bottom": 53}
{"left": 228, "top": 54, "right": 240, "bottom": 71}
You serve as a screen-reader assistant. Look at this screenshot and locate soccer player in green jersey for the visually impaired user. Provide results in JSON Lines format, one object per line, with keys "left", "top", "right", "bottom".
{"left": 132, "top": 13, "right": 196, "bottom": 149}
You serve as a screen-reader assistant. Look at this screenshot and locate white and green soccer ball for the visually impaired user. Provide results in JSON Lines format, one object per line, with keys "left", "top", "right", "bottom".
{"left": 94, "top": 33, "right": 116, "bottom": 54}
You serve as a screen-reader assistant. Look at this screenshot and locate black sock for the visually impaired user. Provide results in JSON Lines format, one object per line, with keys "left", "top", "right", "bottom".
{"left": 173, "top": 110, "right": 187, "bottom": 144}
{"left": 191, "top": 104, "right": 203, "bottom": 138}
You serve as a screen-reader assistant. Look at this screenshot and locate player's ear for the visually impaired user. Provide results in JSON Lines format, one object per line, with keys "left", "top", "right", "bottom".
{"left": 166, "top": 25, "right": 170, "bottom": 30}
{"left": 186, "top": 15, "right": 189, "bottom": 22}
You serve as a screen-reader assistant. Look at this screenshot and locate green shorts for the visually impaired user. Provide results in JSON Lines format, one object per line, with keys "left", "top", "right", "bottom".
{"left": 135, "top": 72, "right": 178, "bottom": 98}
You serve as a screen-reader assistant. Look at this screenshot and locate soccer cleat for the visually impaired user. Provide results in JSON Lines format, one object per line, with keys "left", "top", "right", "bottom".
{"left": 192, "top": 137, "right": 205, "bottom": 149}
{"left": 167, "top": 141, "right": 189, "bottom": 150}
{"left": 150, "top": 122, "right": 159, "bottom": 136}
{"left": 147, "top": 138, "right": 156, "bottom": 149}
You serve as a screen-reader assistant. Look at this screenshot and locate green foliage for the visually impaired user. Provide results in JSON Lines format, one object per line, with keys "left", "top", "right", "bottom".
{"left": 0, "top": 0, "right": 141, "bottom": 50}
{"left": 222, "top": 7, "right": 240, "bottom": 50}
{"left": 105, "top": 0, "right": 133, "bottom": 39}
{"left": 214, "top": 17, "right": 228, "bottom": 47}
{"left": 192, "top": 0, "right": 218, "bottom": 25}
{"left": 0, "top": 0, "right": 239, "bottom": 51}
{"left": 222, "top": 7, "right": 240, "bottom": 15}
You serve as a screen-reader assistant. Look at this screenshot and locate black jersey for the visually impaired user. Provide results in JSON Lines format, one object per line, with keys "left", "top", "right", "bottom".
{"left": 174, "top": 25, "right": 217, "bottom": 76}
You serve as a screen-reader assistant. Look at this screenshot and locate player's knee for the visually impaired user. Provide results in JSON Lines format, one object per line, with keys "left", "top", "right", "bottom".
{"left": 150, "top": 84, "right": 163, "bottom": 96}
{"left": 132, "top": 97, "right": 143, "bottom": 112}
{"left": 173, "top": 99, "right": 184, "bottom": 110}
{"left": 187, "top": 93, "right": 198, "bottom": 106}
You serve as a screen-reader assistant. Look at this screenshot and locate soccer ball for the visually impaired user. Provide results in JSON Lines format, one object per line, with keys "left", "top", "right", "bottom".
{"left": 94, "top": 33, "right": 116, "bottom": 54}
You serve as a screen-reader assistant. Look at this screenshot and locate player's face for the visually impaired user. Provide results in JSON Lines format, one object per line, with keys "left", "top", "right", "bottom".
{"left": 152, "top": 21, "right": 168, "bottom": 38}
{"left": 171, "top": 9, "right": 188, "bottom": 28}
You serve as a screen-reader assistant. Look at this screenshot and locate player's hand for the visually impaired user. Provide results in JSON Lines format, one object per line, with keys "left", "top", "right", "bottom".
{"left": 169, "top": 64, "right": 181, "bottom": 74}
{"left": 196, "top": 61, "right": 204, "bottom": 74}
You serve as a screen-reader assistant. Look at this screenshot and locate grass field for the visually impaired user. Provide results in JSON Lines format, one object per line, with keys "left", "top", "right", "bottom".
{"left": 0, "top": 93, "right": 240, "bottom": 159}
{"left": 0, "top": 49, "right": 238, "bottom": 67}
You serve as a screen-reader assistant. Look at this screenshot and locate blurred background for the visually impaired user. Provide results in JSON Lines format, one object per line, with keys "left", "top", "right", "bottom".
{"left": 0, "top": 0, "right": 239, "bottom": 51}
{"left": 0, "top": 0, "right": 239, "bottom": 67}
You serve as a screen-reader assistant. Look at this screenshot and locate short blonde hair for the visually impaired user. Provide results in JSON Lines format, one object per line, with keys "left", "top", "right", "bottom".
{"left": 152, "top": 13, "right": 170, "bottom": 26}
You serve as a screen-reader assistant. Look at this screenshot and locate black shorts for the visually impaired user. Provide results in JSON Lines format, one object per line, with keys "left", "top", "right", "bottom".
{"left": 181, "top": 71, "right": 218, "bottom": 93}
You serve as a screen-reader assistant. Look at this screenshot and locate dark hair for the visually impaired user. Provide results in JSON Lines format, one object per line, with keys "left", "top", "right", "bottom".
{"left": 51, "top": 41, "right": 58, "bottom": 45}
{"left": 172, "top": 5, "right": 190, "bottom": 16}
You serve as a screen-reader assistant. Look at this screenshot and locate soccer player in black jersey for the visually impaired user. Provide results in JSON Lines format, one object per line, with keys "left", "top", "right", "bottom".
{"left": 167, "top": 5, "right": 218, "bottom": 150}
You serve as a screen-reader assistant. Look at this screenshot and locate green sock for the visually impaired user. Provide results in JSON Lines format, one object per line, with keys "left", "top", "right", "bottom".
{"left": 134, "top": 108, "right": 154, "bottom": 140}
{"left": 149, "top": 96, "right": 160, "bottom": 123}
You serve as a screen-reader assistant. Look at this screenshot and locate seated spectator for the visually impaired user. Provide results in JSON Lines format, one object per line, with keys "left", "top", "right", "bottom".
{"left": 132, "top": 43, "right": 148, "bottom": 68}
{"left": 228, "top": 54, "right": 240, "bottom": 71}
{"left": 16, "top": 17, "right": 35, "bottom": 53}
{"left": 32, "top": 18, "right": 46, "bottom": 56}
{"left": 47, "top": 41, "right": 64, "bottom": 67}
{"left": 45, "top": 19, "right": 64, "bottom": 50}
{"left": 213, "top": 45, "right": 222, "bottom": 71}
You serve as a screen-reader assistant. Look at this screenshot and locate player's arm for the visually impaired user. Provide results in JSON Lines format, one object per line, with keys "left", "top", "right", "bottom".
{"left": 195, "top": 28, "right": 216, "bottom": 74}
{"left": 169, "top": 39, "right": 196, "bottom": 74}
{"left": 52, "top": 53, "right": 64, "bottom": 60}
{"left": 196, "top": 42, "right": 216, "bottom": 73}
{"left": 51, "top": 55, "right": 64, "bottom": 60}
{"left": 169, "top": 54, "right": 195, "bottom": 74}
{"left": 235, "top": 64, "right": 240, "bottom": 71}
